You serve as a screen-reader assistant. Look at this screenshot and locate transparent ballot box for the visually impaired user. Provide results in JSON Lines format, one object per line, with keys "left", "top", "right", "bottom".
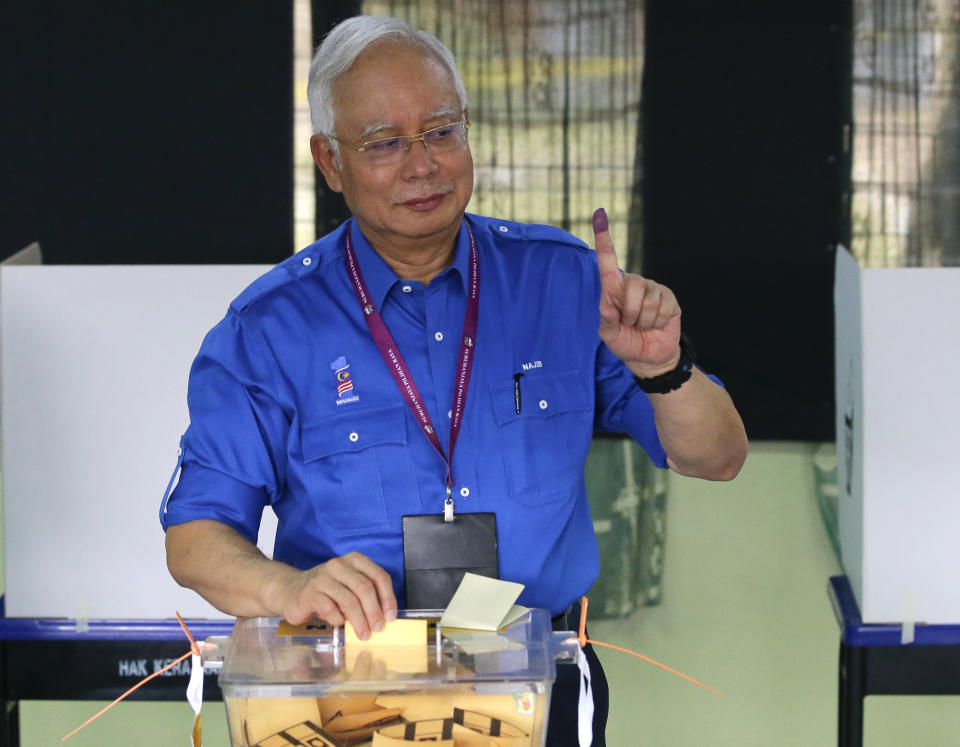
{"left": 202, "top": 609, "right": 580, "bottom": 746}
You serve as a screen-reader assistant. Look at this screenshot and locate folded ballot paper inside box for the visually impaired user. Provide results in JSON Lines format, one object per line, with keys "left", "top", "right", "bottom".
{"left": 439, "top": 573, "right": 530, "bottom": 631}
{"left": 205, "top": 579, "right": 577, "bottom": 746}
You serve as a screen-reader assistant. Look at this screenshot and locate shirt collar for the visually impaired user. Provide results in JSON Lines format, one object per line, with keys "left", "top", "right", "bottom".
{"left": 348, "top": 218, "right": 470, "bottom": 309}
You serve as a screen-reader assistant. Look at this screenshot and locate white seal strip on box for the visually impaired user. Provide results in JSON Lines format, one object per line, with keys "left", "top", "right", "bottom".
{"left": 186, "top": 653, "right": 204, "bottom": 745}
{"left": 901, "top": 589, "right": 918, "bottom": 645}
{"left": 577, "top": 648, "right": 594, "bottom": 746}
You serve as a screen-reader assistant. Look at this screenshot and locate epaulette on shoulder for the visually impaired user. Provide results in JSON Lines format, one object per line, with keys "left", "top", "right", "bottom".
{"left": 229, "top": 261, "right": 299, "bottom": 313}
{"left": 470, "top": 214, "right": 590, "bottom": 253}
{"left": 229, "top": 224, "right": 347, "bottom": 313}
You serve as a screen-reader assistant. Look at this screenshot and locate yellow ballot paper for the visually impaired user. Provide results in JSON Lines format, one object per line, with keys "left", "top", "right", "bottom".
{"left": 344, "top": 617, "right": 427, "bottom": 647}
{"left": 344, "top": 618, "right": 429, "bottom": 674}
{"left": 439, "top": 573, "right": 529, "bottom": 630}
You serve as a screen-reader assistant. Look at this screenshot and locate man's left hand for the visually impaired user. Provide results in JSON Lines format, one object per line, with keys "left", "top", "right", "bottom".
{"left": 592, "top": 207, "right": 681, "bottom": 378}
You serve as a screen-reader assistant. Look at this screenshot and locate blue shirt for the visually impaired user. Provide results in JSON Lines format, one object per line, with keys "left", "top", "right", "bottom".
{"left": 160, "top": 214, "right": 668, "bottom": 615}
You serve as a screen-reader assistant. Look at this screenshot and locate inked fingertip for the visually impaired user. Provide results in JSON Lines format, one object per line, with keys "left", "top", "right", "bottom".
{"left": 592, "top": 207, "right": 608, "bottom": 234}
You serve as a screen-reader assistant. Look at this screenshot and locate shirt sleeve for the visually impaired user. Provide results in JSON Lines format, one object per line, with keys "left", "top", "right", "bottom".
{"left": 159, "top": 309, "right": 290, "bottom": 543}
{"left": 593, "top": 341, "right": 727, "bottom": 471}
{"left": 593, "top": 342, "right": 670, "bottom": 469}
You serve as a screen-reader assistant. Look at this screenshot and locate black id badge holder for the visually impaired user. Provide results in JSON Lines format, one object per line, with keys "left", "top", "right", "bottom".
{"left": 402, "top": 512, "right": 498, "bottom": 610}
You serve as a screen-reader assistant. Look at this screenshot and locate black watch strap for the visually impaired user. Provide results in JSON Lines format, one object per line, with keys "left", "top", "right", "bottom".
{"left": 633, "top": 334, "right": 696, "bottom": 394}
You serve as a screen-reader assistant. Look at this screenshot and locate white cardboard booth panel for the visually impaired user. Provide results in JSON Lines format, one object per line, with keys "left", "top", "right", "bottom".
{"left": 1, "top": 264, "right": 276, "bottom": 619}
{"left": 835, "top": 249, "right": 960, "bottom": 624}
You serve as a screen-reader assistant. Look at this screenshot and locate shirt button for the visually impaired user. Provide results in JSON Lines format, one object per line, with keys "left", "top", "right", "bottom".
{"left": 460, "top": 487, "right": 470, "bottom": 498}
{"left": 348, "top": 431, "right": 359, "bottom": 442}
{"left": 401, "top": 284, "right": 412, "bottom": 293}
{"left": 499, "top": 225, "right": 509, "bottom": 232}
{"left": 539, "top": 400, "right": 548, "bottom": 410}
{"left": 434, "top": 331, "right": 444, "bottom": 341}
{"left": 302, "top": 256, "right": 312, "bottom": 266}
{"left": 447, "top": 410, "right": 452, "bottom": 419}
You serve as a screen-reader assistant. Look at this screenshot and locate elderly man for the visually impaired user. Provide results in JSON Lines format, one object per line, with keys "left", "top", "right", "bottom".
{"left": 161, "top": 15, "right": 746, "bottom": 746}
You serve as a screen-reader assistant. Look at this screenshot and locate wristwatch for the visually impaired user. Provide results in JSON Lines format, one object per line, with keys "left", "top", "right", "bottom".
{"left": 633, "top": 334, "right": 696, "bottom": 394}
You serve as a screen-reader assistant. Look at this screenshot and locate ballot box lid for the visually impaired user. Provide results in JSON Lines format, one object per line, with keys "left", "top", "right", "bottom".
{"left": 208, "top": 608, "right": 574, "bottom": 698}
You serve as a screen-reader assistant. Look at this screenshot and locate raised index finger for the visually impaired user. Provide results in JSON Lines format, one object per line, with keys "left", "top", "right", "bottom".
{"left": 592, "top": 208, "right": 623, "bottom": 293}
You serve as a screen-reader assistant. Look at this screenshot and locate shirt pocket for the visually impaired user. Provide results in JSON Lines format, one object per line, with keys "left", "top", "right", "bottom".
{"left": 300, "top": 403, "right": 410, "bottom": 536}
{"left": 489, "top": 370, "right": 593, "bottom": 505}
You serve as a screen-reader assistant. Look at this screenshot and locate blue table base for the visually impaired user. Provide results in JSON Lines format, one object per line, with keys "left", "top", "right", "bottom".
{"left": 829, "top": 576, "right": 960, "bottom": 747}
{"left": 0, "top": 608, "right": 234, "bottom": 747}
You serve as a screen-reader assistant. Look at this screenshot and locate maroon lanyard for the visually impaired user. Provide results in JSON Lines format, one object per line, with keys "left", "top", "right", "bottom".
{"left": 344, "top": 222, "right": 479, "bottom": 522}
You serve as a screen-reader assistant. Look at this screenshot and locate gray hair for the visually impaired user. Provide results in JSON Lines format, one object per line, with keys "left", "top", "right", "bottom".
{"left": 308, "top": 15, "right": 469, "bottom": 156}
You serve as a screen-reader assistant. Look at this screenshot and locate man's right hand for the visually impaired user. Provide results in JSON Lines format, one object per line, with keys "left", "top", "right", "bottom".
{"left": 272, "top": 552, "right": 398, "bottom": 640}
{"left": 165, "top": 520, "right": 397, "bottom": 640}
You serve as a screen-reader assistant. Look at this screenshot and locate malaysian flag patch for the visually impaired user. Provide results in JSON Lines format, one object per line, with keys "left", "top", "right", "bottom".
{"left": 331, "top": 355, "right": 359, "bottom": 406}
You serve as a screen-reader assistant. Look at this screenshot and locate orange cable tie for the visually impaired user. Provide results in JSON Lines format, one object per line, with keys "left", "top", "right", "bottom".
{"left": 577, "top": 595, "right": 588, "bottom": 648}
{"left": 568, "top": 595, "right": 722, "bottom": 697}
{"left": 176, "top": 611, "right": 200, "bottom": 656}
{"left": 61, "top": 650, "right": 193, "bottom": 741}
{"left": 62, "top": 613, "right": 203, "bottom": 741}
{"left": 585, "top": 638, "right": 723, "bottom": 697}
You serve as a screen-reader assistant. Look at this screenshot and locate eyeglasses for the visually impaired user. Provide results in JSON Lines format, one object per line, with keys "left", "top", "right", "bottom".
{"left": 331, "top": 121, "right": 470, "bottom": 165}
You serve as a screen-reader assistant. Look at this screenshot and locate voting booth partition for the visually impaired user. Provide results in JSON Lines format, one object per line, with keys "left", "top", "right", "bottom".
{"left": 0, "top": 259, "right": 280, "bottom": 621}
{"left": 832, "top": 248, "right": 960, "bottom": 746}
{"left": 834, "top": 248, "right": 960, "bottom": 626}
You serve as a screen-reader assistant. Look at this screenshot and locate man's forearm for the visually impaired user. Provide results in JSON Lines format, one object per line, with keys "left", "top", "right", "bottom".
{"left": 645, "top": 368, "right": 748, "bottom": 480}
{"left": 165, "top": 519, "right": 299, "bottom": 618}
